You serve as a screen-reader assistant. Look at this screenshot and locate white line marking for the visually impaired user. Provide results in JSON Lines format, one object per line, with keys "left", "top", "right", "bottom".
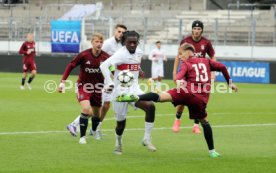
{"left": 103, "top": 112, "right": 276, "bottom": 121}
{"left": 0, "top": 123, "right": 275, "bottom": 135}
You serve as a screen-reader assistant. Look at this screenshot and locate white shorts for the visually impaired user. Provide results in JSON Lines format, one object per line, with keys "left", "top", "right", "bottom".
{"left": 151, "top": 63, "right": 164, "bottom": 79}
{"left": 102, "top": 91, "right": 112, "bottom": 104}
{"left": 112, "top": 84, "right": 144, "bottom": 121}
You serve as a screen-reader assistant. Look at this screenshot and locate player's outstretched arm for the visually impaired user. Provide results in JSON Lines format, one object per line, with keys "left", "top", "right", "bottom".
{"left": 58, "top": 63, "right": 75, "bottom": 93}
{"left": 173, "top": 56, "right": 180, "bottom": 82}
{"left": 209, "top": 60, "right": 238, "bottom": 92}
{"left": 19, "top": 43, "right": 28, "bottom": 55}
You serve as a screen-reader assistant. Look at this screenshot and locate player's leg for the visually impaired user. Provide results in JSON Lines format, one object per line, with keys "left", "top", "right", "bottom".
{"left": 26, "top": 63, "right": 37, "bottom": 90}
{"left": 149, "top": 64, "right": 158, "bottom": 92}
{"left": 100, "top": 101, "right": 110, "bottom": 121}
{"left": 192, "top": 119, "right": 201, "bottom": 134}
{"left": 172, "top": 105, "right": 184, "bottom": 133}
{"left": 78, "top": 100, "right": 91, "bottom": 144}
{"left": 155, "top": 65, "right": 163, "bottom": 92}
{"left": 91, "top": 92, "right": 112, "bottom": 136}
{"left": 90, "top": 106, "right": 101, "bottom": 140}
{"left": 113, "top": 102, "right": 128, "bottom": 155}
{"left": 67, "top": 107, "right": 93, "bottom": 137}
{"left": 91, "top": 101, "right": 110, "bottom": 137}
{"left": 20, "top": 71, "right": 28, "bottom": 90}
{"left": 199, "top": 118, "right": 220, "bottom": 158}
{"left": 117, "top": 91, "right": 172, "bottom": 103}
{"left": 189, "top": 100, "right": 220, "bottom": 157}
{"left": 135, "top": 100, "right": 156, "bottom": 151}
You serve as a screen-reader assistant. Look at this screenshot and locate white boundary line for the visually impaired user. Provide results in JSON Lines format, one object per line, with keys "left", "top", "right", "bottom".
{"left": 0, "top": 123, "right": 275, "bottom": 135}
{"left": 103, "top": 112, "right": 276, "bottom": 121}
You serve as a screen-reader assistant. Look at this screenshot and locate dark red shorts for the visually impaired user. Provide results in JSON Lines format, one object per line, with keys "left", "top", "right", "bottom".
{"left": 23, "top": 61, "right": 36, "bottom": 72}
{"left": 167, "top": 88, "right": 207, "bottom": 119}
{"left": 77, "top": 85, "right": 102, "bottom": 107}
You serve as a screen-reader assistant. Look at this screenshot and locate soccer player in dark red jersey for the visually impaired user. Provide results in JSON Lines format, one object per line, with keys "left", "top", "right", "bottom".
{"left": 58, "top": 33, "right": 110, "bottom": 144}
{"left": 116, "top": 43, "right": 238, "bottom": 157}
{"left": 172, "top": 20, "right": 216, "bottom": 134}
{"left": 19, "top": 33, "right": 36, "bottom": 90}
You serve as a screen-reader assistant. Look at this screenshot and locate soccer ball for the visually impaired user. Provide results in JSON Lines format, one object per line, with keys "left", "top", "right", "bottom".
{"left": 117, "top": 70, "right": 134, "bottom": 87}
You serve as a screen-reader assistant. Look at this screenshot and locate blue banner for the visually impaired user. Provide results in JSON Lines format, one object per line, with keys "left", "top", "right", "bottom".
{"left": 51, "top": 20, "right": 81, "bottom": 53}
{"left": 216, "top": 61, "right": 270, "bottom": 84}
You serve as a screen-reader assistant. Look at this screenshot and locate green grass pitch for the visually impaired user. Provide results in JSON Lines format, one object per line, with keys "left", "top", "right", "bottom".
{"left": 0, "top": 72, "right": 275, "bottom": 173}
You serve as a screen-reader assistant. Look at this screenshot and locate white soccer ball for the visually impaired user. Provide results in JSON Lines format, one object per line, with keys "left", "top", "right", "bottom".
{"left": 117, "top": 70, "right": 134, "bottom": 87}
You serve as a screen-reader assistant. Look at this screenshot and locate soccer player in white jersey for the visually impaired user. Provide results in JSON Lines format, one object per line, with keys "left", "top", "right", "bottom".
{"left": 97, "top": 24, "right": 127, "bottom": 134}
{"left": 66, "top": 24, "right": 127, "bottom": 139}
{"left": 100, "top": 31, "right": 157, "bottom": 155}
{"left": 148, "top": 41, "right": 167, "bottom": 92}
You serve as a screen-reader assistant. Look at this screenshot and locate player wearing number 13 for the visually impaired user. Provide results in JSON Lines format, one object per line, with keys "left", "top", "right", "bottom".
{"left": 116, "top": 43, "right": 238, "bottom": 157}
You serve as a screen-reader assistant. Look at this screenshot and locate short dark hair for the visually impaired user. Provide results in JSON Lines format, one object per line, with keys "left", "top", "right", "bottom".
{"left": 121, "top": 31, "right": 140, "bottom": 45}
{"left": 156, "top": 41, "right": 161, "bottom": 44}
{"left": 115, "top": 24, "right": 127, "bottom": 30}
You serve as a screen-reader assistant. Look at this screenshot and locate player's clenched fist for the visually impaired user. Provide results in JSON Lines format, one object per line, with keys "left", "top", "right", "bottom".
{"left": 58, "top": 82, "right": 65, "bottom": 93}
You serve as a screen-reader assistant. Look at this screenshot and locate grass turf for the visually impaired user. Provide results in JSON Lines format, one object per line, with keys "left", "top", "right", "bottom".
{"left": 0, "top": 72, "right": 275, "bottom": 173}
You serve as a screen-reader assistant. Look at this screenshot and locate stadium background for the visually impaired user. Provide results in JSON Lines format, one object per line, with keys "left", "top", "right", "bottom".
{"left": 0, "top": 0, "right": 276, "bottom": 83}
{"left": 0, "top": 1, "right": 276, "bottom": 173}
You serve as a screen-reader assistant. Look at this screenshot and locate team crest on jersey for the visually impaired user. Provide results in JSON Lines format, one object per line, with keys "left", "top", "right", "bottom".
{"left": 27, "top": 46, "right": 30, "bottom": 48}
{"left": 201, "top": 45, "right": 205, "bottom": 50}
{"left": 86, "top": 61, "right": 91, "bottom": 65}
{"left": 79, "top": 94, "right": 84, "bottom": 99}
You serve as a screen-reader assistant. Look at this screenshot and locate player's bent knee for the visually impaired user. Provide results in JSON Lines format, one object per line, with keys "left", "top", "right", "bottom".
{"left": 32, "top": 70, "right": 37, "bottom": 76}
{"left": 147, "top": 103, "right": 155, "bottom": 114}
{"left": 81, "top": 107, "right": 91, "bottom": 115}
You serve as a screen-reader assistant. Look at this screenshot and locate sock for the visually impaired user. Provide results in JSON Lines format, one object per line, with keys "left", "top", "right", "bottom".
{"left": 202, "top": 122, "right": 214, "bottom": 150}
{"left": 21, "top": 77, "right": 26, "bottom": 86}
{"left": 139, "top": 92, "right": 160, "bottom": 102}
{"left": 209, "top": 149, "right": 215, "bottom": 153}
{"left": 194, "top": 119, "right": 200, "bottom": 124}
{"left": 97, "top": 122, "right": 102, "bottom": 131}
{"left": 144, "top": 122, "right": 154, "bottom": 141}
{"left": 71, "top": 115, "right": 80, "bottom": 127}
{"left": 176, "top": 112, "right": 182, "bottom": 119}
{"left": 156, "top": 81, "right": 161, "bottom": 90}
{"left": 79, "top": 113, "right": 88, "bottom": 137}
{"left": 92, "top": 116, "right": 100, "bottom": 131}
{"left": 115, "top": 134, "right": 122, "bottom": 146}
{"left": 28, "top": 76, "right": 35, "bottom": 84}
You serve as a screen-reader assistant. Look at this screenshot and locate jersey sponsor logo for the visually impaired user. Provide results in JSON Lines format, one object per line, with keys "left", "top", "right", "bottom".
{"left": 117, "top": 64, "right": 140, "bottom": 71}
{"left": 193, "top": 52, "right": 203, "bottom": 58}
{"left": 85, "top": 67, "right": 101, "bottom": 73}
{"left": 86, "top": 61, "right": 91, "bottom": 64}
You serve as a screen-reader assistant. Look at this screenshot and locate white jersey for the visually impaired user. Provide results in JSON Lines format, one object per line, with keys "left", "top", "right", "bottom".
{"left": 100, "top": 46, "right": 144, "bottom": 120}
{"left": 148, "top": 48, "right": 166, "bottom": 64}
{"left": 102, "top": 36, "right": 123, "bottom": 56}
{"left": 100, "top": 46, "right": 143, "bottom": 88}
{"left": 101, "top": 36, "right": 123, "bottom": 103}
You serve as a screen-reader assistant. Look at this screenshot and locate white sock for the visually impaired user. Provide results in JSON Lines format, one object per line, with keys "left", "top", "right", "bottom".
{"left": 115, "top": 134, "right": 122, "bottom": 146}
{"left": 156, "top": 81, "right": 161, "bottom": 89}
{"left": 209, "top": 149, "right": 215, "bottom": 153}
{"left": 144, "top": 122, "right": 154, "bottom": 141}
{"left": 71, "top": 115, "right": 80, "bottom": 127}
{"left": 97, "top": 122, "right": 102, "bottom": 131}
